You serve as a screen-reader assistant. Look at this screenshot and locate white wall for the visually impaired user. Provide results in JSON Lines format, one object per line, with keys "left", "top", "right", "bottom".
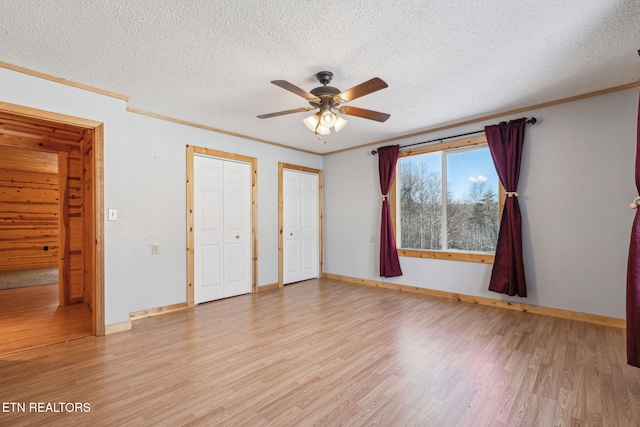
{"left": 0, "top": 67, "right": 323, "bottom": 325}
{"left": 323, "top": 87, "right": 639, "bottom": 319}
{"left": 0, "top": 67, "right": 130, "bottom": 325}
{"left": 124, "top": 113, "right": 322, "bottom": 314}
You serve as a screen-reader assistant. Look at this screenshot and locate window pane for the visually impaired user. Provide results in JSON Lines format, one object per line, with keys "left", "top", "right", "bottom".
{"left": 399, "top": 153, "right": 442, "bottom": 250}
{"left": 446, "top": 147, "right": 499, "bottom": 252}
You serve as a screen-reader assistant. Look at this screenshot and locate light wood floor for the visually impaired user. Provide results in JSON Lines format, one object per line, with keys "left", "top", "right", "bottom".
{"left": 0, "top": 284, "right": 92, "bottom": 356}
{"left": 1, "top": 278, "right": 639, "bottom": 426}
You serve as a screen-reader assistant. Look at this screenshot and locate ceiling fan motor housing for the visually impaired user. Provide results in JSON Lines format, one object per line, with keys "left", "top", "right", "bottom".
{"left": 316, "top": 71, "right": 333, "bottom": 85}
{"left": 308, "top": 71, "right": 341, "bottom": 108}
{"left": 309, "top": 87, "right": 340, "bottom": 108}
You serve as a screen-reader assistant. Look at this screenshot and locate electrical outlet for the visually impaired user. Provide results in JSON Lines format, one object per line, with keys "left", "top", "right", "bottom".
{"left": 151, "top": 244, "right": 160, "bottom": 255}
{"left": 108, "top": 208, "right": 118, "bottom": 221}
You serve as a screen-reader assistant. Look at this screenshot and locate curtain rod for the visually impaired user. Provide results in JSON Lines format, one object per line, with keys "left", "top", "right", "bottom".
{"left": 371, "top": 117, "right": 537, "bottom": 155}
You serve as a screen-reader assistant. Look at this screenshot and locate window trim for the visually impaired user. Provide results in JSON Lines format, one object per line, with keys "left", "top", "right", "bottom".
{"left": 392, "top": 134, "right": 504, "bottom": 264}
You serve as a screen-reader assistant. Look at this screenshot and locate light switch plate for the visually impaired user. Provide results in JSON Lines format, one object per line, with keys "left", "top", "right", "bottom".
{"left": 108, "top": 208, "right": 118, "bottom": 221}
{"left": 151, "top": 244, "right": 160, "bottom": 255}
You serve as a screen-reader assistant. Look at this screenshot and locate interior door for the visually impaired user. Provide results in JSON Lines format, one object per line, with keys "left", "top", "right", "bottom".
{"left": 194, "top": 155, "right": 251, "bottom": 304}
{"left": 194, "top": 155, "right": 223, "bottom": 303}
{"left": 222, "top": 160, "right": 252, "bottom": 298}
{"left": 283, "top": 169, "right": 318, "bottom": 284}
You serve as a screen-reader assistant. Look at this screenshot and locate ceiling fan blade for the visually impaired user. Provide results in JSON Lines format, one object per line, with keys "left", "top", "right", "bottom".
{"left": 338, "top": 106, "right": 390, "bottom": 122}
{"left": 257, "top": 107, "right": 314, "bottom": 119}
{"left": 333, "top": 78, "right": 388, "bottom": 103}
{"left": 271, "top": 80, "right": 321, "bottom": 102}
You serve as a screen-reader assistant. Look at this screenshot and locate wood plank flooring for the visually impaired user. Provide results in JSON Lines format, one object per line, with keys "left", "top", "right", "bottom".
{"left": 0, "top": 284, "right": 58, "bottom": 314}
{"left": 0, "top": 284, "right": 92, "bottom": 355}
{"left": 1, "top": 278, "right": 639, "bottom": 426}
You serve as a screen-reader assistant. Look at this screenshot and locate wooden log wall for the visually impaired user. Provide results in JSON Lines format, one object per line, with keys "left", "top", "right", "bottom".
{"left": 0, "top": 146, "right": 59, "bottom": 271}
{"left": 0, "top": 114, "right": 88, "bottom": 304}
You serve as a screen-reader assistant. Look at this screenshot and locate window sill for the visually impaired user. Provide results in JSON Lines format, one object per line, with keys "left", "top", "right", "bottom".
{"left": 398, "top": 249, "right": 495, "bottom": 264}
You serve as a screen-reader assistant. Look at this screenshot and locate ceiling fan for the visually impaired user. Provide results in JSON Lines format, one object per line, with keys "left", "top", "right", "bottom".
{"left": 257, "top": 71, "right": 390, "bottom": 135}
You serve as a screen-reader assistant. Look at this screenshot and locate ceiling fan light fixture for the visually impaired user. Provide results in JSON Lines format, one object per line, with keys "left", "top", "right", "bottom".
{"left": 315, "top": 124, "right": 331, "bottom": 135}
{"left": 304, "top": 111, "right": 347, "bottom": 135}
{"left": 320, "top": 110, "right": 337, "bottom": 128}
{"left": 303, "top": 113, "right": 320, "bottom": 132}
{"left": 333, "top": 115, "right": 348, "bottom": 132}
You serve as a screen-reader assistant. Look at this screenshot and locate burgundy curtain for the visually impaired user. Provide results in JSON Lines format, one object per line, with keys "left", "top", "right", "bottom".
{"left": 485, "top": 118, "right": 528, "bottom": 297}
{"left": 627, "top": 90, "right": 640, "bottom": 367}
{"left": 378, "top": 145, "right": 403, "bottom": 277}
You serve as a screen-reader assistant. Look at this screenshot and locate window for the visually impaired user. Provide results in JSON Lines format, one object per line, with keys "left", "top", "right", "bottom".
{"left": 393, "top": 135, "right": 502, "bottom": 263}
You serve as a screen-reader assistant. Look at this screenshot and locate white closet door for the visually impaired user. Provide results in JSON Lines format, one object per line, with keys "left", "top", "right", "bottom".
{"left": 283, "top": 169, "right": 318, "bottom": 284}
{"left": 222, "top": 160, "right": 252, "bottom": 298}
{"left": 194, "top": 155, "right": 224, "bottom": 303}
{"left": 194, "top": 155, "right": 251, "bottom": 304}
{"left": 283, "top": 170, "right": 300, "bottom": 284}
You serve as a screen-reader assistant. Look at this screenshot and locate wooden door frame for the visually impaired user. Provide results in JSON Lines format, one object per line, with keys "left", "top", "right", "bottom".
{"left": 58, "top": 151, "right": 69, "bottom": 306}
{"left": 186, "top": 145, "right": 258, "bottom": 306}
{"left": 0, "top": 102, "right": 105, "bottom": 336}
{"left": 278, "top": 163, "right": 323, "bottom": 287}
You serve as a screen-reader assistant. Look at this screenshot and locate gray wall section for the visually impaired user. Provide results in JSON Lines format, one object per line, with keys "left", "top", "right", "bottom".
{"left": 323, "top": 87, "right": 638, "bottom": 319}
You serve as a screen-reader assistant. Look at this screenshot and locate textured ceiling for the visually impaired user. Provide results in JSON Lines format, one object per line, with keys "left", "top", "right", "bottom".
{"left": 1, "top": 0, "right": 639, "bottom": 154}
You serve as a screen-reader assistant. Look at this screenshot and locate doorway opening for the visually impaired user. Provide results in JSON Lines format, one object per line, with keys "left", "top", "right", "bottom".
{"left": 0, "top": 103, "right": 104, "bottom": 355}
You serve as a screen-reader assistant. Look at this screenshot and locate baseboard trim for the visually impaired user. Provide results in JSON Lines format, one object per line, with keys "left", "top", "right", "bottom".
{"left": 104, "top": 321, "right": 132, "bottom": 335}
{"left": 322, "top": 273, "right": 626, "bottom": 329}
{"left": 257, "top": 283, "right": 280, "bottom": 293}
{"left": 129, "top": 302, "right": 188, "bottom": 322}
